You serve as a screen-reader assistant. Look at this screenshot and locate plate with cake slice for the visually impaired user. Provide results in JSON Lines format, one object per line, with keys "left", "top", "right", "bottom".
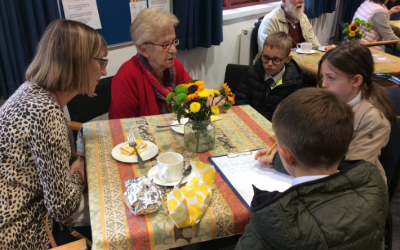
{"left": 111, "top": 140, "right": 159, "bottom": 163}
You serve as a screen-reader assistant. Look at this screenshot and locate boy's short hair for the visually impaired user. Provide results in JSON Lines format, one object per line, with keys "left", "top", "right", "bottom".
{"left": 263, "top": 32, "right": 292, "bottom": 56}
{"left": 272, "top": 88, "right": 354, "bottom": 168}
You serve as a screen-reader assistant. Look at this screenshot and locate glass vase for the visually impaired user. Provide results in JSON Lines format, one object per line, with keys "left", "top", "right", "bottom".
{"left": 184, "top": 119, "right": 215, "bottom": 153}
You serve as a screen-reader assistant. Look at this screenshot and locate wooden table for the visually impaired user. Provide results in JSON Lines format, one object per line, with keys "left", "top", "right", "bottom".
{"left": 390, "top": 20, "right": 400, "bottom": 38}
{"left": 82, "top": 105, "right": 276, "bottom": 250}
{"left": 290, "top": 48, "right": 400, "bottom": 78}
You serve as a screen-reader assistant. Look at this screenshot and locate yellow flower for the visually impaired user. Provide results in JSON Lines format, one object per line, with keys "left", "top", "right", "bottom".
{"left": 210, "top": 89, "right": 221, "bottom": 96}
{"left": 359, "top": 32, "right": 363, "bottom": 36}
{"left": 348, "top": 23, "right": 359, "bottom": 32}
{"left": 222, "top": 83, "right": 235, "bottom": 105}
{"left": 190, "top": 102, "right": 201, "bottom": 113}
{"left": 182, "top": 81, "right": 205, "bottom": 101}
{"left": 210, "top": 105, "right": 219, "bottom": 115}
{"left": 349, "top": 31, "right": 355, "bottom": 37}
{"left": 198, "top": 90, "right": 211, "bottom": 98}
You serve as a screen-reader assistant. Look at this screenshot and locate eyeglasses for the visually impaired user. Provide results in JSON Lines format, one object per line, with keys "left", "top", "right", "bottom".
{"left": 261, "top": 54, "right": 288, "bottom": 65}
{"left": 93, "top": 57, "right": 108, "bottom": 69}
{"left": 147, "top": 39, "right": 180, "bottom": 50}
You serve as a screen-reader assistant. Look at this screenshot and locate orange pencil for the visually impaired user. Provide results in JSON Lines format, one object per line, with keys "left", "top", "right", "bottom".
{"left": 265, "top": 142, "right": 277, "bottom": 157}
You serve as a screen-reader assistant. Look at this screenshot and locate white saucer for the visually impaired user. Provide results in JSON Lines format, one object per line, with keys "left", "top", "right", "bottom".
{"left": 318, "top": 46, "right": 328, "bottom": 52}
{"left": 171, "top": 118, "right": 189, "bottom": 134}
{"left": 111, "top": 141, "right": 159, "bottom": 163}
{"left": 170, "top": 118, "right": 214, "bottom": 135}
{"left": 296, "top": 49, "right": 316, "bottom": 54}
{"left": 148, "top": 165, "right": 194, "bottom": 186}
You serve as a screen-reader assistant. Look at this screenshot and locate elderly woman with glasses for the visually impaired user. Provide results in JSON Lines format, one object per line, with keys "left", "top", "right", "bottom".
{"left": 109, "top": 8, "right": 192, "bottom": 119}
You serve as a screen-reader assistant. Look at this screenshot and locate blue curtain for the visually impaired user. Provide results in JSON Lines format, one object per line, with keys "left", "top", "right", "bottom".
{"left": 173, "top": 0, "right": 223, "bottom": 51}
{"left": 341, "top": 0, "right": 365, "bottom": 23}
{"left": 305, "top": 0, "right": 337, "bottom": 19}
{"left": 0, "top": 0, "right": 59, "bottom": 99}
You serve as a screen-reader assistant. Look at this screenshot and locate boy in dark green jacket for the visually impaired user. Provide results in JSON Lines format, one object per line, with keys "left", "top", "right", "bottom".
{"left": 235, "top": 88, "right": 388, "bottom": 250}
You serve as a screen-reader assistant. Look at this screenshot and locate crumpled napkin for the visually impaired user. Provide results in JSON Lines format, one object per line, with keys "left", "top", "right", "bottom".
{"left": 167, "top": 161, "right": 215, "bottom": 228}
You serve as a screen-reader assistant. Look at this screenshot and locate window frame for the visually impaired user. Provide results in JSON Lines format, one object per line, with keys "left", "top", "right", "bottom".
{"left": 223, "top": 0, "right": 278, "bottom": 10}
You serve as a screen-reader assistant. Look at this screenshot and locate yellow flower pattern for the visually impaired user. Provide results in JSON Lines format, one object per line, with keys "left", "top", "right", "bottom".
{"left": 167, "top": 161, "right": 215, "bottom": 228}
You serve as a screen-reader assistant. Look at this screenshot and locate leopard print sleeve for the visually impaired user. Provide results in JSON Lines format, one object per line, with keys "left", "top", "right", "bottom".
{"left": 26, "top": 96, "right": 83, "bottom": 221}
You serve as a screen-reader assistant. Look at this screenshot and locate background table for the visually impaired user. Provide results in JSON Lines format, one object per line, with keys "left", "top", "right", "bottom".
{"left": 83, "top": 105, "right": 276, "bottom": 250}
{"left": 390, "top": 20, "right": 400, "bottom": 37}
{"left": 290, "top": 48, "right": 400, "bottom": 78}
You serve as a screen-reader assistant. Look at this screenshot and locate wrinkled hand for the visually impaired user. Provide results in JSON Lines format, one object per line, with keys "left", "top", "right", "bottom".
{"left": 70, "top": 156, "right": 87, "bottom": 191}
{"left": 254, "top": 147, "right": 277, "bottom": 168}
{"left": 389, "top": 6, "right": 400, "bottom": 15}
{"left": 207, "top": 96, "right": 228, "bottom": 114}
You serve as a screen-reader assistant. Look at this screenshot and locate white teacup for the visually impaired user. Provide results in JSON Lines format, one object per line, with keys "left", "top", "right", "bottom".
{"left": 297, "top": 42, "right": 312, "bottom": 53}
{"left": 157, "top": 152, "right": 184, "bottom": 182}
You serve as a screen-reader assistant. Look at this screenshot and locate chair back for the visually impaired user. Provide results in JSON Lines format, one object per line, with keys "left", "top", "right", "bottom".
{"left": 377, "top": 74, "right": 400, "bottom": 202}
{"left": 224, "top": 64, "right": 249, "bottom": 94}
{"left": 67, "top": 76, "right": 113, "bottom": 123}
{"left": 250, "top": 16, "right": 264, "bottom": 63}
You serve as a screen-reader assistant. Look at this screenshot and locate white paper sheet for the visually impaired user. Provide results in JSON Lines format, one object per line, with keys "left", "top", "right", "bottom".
{"left": 62, "top": 0, "right": 102, "bottom": 29}
{"left": 130, "top": 0, "right": 148, "bottom": 23}
{"left": 211, "top": 151, "right": 293, "bottom": 208}
{"left": 148, "top": 0, "right": 171, "bottom": 12}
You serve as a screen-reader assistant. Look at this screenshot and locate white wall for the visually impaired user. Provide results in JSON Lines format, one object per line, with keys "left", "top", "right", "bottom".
{"left": 106, "top": 3, "right": 279, "bottom": 89}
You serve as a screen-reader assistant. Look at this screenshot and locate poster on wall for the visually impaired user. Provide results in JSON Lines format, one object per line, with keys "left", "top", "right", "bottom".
{"left": 62, "top": 0, "right": 102, "bottom": 29}
{"left": 148, "top": 0, "right": 171, "bottom": 13}
{"left": 129, "top": 0, "right": 147, "bottom": 23}
{"left": 129, "top": 0, "right": 171, "bottom": 23}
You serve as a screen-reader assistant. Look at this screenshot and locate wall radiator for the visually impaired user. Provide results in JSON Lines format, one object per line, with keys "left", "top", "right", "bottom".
{"left": 239, "top": 28, "right": 253, "bottom": 65}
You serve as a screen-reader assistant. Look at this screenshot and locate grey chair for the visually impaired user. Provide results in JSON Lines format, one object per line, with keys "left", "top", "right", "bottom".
{"left": 67, "top": 76, "right": 113, "bottom": 130}
{"left": 250, "top": 16, "right": 264, "bottom": 63}
{"left": 223, "top": 64, "right": 249, "bottom": 94}
{"left": 375, "top": 74, "right": 400, "bottom": 250}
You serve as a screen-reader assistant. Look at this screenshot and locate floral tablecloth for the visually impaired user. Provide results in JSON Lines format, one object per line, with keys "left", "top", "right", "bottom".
{"left": 290, "top": 48, "right": 400, "bottom": 78}
{"left": 390, "top": 20, "right": 400, "bottom": 38}
{"left": 83, "top": 105, "right": 275, "bottom": 250}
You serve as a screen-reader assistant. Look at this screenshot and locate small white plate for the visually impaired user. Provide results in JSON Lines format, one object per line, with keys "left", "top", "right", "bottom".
{"left": 171, "top": 118, "right": 189, "bottom": 134}
{"left": 296, "top": 49, "right": 316, "bottom": 54}
{"left": 148, "top": 165, "right": 194, "bottom": 186}
{"left": 111, "top": 141, "right": 159, "bottom": 163}
{"left": 170, "top": 118, "right": 215, "bottom": 135}
{"left": 318, "top": 46, "right": 328, "bottom": 52}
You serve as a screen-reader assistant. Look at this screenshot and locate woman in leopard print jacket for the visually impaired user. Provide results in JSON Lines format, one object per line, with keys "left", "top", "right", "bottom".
{"left": 0, "top": 19, "right": 107, "bottom": 249}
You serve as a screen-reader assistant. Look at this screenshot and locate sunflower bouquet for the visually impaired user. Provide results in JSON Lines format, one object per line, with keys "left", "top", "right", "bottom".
{"left": 343, "top": 18, "right": 372, "bottom": 41}
{"left": 166, "top": 80, "right": 234, "bottom": 123}
{"left": 166, "top": 80, "right": 234, "bottom": 152}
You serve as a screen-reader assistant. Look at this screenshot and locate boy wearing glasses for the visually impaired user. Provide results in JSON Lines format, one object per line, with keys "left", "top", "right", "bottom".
{"left": 235, "top": 31, "right": 303, "bottom": 121}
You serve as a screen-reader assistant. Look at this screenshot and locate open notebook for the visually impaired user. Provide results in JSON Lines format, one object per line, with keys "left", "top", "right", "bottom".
{"left": 209, "top": 150, "right": 293, "bottom": 209}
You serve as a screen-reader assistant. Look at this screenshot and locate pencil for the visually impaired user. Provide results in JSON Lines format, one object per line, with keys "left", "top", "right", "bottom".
{"left": 265, "top": 142, "right": 277, "bottom": 157}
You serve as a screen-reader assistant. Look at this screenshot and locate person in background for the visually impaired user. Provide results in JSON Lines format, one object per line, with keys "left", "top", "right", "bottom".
{"left": 235, "top": 32, "right": 303, "bottom": 121}
{"left": 257, "top": 0, "right": 320, "bottom": 55}
{"left": 386, "top": 0, "right": 400, "bottom": 20}
{"left": 236, "top": 88, "right": 388, "bottom": 250}
{"left": 256, "top": 41, "right": 396, "bottom": 183}
{"left": 0, "top": 19, "right": 108, "bottom": 249}
{"left": 353, "top": 0, "right": 400, "bottom": 51}
{"left": 109, "top": 8, "right": 192, "bottom": 119}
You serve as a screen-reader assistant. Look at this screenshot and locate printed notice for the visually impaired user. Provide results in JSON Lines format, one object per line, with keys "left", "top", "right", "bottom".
{"left": 130, "top": 0, "right": 147, "bottom": 23}
{"left": 62, "top": 0, "right": 102, "bottom": 29}
{"left": 148, "top": 0, "right": 171, "bottom": 13}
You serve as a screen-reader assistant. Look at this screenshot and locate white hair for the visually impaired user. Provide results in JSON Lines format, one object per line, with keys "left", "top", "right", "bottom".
{"left": 130, "top": 8, "right": 179, "bottom": 51}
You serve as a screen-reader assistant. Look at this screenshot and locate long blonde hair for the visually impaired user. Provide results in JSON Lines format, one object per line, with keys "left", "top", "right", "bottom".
{"left": 26, "top": 19, "right": 107, "bottom": 96}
